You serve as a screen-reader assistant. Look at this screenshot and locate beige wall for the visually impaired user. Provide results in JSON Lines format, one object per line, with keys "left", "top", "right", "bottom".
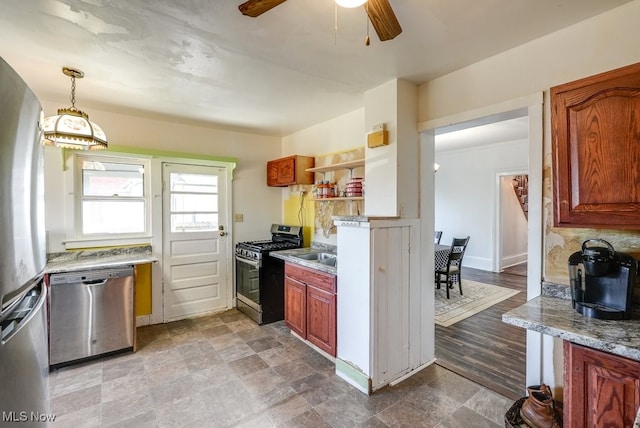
{"left": 417, "top": 0, "right": 640, "bottom": 285}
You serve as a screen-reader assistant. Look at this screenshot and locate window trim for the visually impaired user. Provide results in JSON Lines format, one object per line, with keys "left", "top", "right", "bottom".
{"left": 66, "top": 153, "right": 152, "bottom": 247}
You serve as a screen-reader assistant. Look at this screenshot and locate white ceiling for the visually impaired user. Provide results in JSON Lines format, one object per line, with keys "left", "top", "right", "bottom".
{"left": 0, "top": 0, "right": 632, "bottom": 137}
{"left": 435, "top": 115, "right": 530, "bottom": 151}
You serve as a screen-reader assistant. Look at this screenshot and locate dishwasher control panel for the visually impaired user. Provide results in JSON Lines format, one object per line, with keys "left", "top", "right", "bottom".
{"left": 49, "top": 266, "right": 134, "bottom": 285}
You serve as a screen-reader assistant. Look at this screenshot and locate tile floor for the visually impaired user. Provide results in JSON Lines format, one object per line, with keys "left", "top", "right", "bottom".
{"left": 49, "top": 310, "right": 515, "bottom": 427}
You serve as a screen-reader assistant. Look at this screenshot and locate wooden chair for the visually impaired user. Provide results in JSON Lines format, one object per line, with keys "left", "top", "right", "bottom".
{"left": 434, "top": 230, "right": 443, "bottom": 244}
{"left": 435, "top": 236, "right": 470, "bottom": 299}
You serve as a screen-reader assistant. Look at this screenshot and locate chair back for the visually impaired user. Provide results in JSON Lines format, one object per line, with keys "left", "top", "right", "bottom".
{"left": 434, "top": 230, "right": 443, "bottom": 244}
{"left": 447, "top": 236, "right": 470, "bottom": 267}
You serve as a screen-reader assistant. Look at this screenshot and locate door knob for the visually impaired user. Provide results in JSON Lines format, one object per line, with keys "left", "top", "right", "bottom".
{"left": 219, "top": 231, "right": 227, "bottom": 236}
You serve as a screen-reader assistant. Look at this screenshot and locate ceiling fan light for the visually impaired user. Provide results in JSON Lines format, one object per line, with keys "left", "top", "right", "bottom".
{"left": 335, "top": 0, "right": 367, "bottom": 8}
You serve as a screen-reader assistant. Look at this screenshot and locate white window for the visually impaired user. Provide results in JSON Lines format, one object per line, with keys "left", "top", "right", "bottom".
{"left": 74, "top": 154, "right": 150, "bottom": 240}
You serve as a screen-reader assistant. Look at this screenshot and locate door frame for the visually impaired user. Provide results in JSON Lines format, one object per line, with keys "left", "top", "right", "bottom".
{"left": 419, "top": 92, "right": 544, "bottom": 392}
{"left": 494, "top": 169, "right": 529, "bottom": 272}
{"left": 148, "top": 157, "right": 235, "bottom": 325}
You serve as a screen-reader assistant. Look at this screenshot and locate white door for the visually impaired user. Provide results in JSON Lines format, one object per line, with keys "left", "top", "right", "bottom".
{"left": 162, "top": 163, "right": 229, "bottom": 321}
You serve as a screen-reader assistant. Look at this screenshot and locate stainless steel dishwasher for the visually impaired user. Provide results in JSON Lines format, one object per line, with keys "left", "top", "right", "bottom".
{"left": 48, "top": 266, "right": 135, "bottom": 368}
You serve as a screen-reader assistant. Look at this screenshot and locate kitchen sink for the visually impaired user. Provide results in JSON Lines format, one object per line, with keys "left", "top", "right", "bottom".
{"left": 293, "top": 252, "right": 337, "bottom": 267}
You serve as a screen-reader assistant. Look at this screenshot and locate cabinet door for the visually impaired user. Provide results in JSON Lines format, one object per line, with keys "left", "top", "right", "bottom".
{"left": 564, "top": 341, "right": 640, "bottom": 428}
{"left": 266, "top": 160, "right": 280, "bottom": 187}
{"left": 306, "top": 285, "right": 336, "bottom": 357}
{"left": 277, "top": 157, "right": 296, "bottom": 185}
{"left": 284, "top": 275, "right": 306, "bottom": 338}
{"left": 551, "top": 62, "right": 640, "bottom": 229}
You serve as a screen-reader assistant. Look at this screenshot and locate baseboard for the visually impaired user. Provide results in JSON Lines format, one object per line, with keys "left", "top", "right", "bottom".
{"left": 136, "top": 315, "right": 151, "bottom": 326}
{"left": 335, "top": 358, "right": 370, "bottom": 395}
{"left": 502, "top": 253, "right": 527, "bottom": 269}
{"left": 464, "top": 255, "right": 492, "bottom": 271}
{"left": 388, "top": 359, "right": 437, "bottom": 387}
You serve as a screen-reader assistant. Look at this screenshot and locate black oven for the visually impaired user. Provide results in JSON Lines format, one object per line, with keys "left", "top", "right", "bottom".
{"left": 235, "top": 224, "right": 302, "bottom": 324}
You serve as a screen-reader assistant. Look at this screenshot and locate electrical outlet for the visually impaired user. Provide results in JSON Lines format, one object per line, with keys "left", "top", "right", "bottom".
{"left": 234, "top": 213, "right": 243, "bottom": 222}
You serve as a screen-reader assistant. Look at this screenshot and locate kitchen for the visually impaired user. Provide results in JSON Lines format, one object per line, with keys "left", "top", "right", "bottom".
{"left": 2, "top": 0, "right": 640, "bottom": 426}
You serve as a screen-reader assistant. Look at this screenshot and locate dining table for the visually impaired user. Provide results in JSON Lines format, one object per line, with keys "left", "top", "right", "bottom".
{"left": 434, "top": 244, "right": 450, "bottom": 271}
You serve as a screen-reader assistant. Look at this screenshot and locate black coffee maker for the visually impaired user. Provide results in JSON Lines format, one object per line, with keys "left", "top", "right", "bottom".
{"left": 568, "top": 239, "right": 637, "bottom": 320}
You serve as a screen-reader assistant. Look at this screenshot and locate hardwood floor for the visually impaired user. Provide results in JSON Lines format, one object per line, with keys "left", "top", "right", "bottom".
{"left": 435, "top": 265, "right": 528, "bottom": 401}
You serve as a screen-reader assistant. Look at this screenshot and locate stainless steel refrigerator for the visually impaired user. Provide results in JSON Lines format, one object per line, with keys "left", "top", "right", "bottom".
{"left": 0, "top": 57, "right": 50, "bottom": 425}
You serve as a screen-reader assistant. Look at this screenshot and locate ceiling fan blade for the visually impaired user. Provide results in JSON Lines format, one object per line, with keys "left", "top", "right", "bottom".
{"left": 238, "top": 0, "right": 287, "bottom": 17}
{"left": 366, "top": 0, "right": 402, "bottom": 41}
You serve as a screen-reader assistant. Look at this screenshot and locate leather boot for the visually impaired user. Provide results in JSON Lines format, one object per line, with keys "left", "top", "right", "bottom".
{"left": 526, "top": 384, "right": 552, "bottom": 397}
{"left": 520, "top": 390, "right": 562, "bottom": 428}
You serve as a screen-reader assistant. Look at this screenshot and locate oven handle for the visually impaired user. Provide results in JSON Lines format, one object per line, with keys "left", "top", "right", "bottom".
{"left": 235, "top": 255, "right": 260, "bottom": 268}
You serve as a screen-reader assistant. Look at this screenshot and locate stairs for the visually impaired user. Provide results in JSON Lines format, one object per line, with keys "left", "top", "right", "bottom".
{"left": 511, "top": 175, "right": 528, "bottom": 219}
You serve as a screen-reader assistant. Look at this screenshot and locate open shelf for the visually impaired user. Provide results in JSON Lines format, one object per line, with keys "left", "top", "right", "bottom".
{"left": 305, "top": 159, "right": 364, "bottom": 173}
{"left": 312, "top": 197, "right": 364, "bottom": 201}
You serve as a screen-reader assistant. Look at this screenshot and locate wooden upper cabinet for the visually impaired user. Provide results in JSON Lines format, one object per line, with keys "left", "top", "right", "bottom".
{"left": 266, "top": 155, "right": 314, "bottom": 187}
{"left": 551, "top": 62, "right": 640, "bottom": 229}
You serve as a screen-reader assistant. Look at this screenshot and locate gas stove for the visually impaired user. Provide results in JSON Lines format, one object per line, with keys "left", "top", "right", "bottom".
{"left": 236, "top": 240, "right": 300, "bottom": 261}
{"left": 235, "top": 224, "right": 303, "bottom": 325}
{"left": 235, "top": 224, "right": 303, "bottom": 262}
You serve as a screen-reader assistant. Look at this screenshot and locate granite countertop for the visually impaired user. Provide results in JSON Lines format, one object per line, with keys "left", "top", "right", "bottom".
{"left": 270, "top": 246, "right": 336, "bottom": 275}
{"left": 503, "top": 296, "right": 640, "bottom": 361}
{"left": 46, "top": 245, "right": 158, "bottom": 274}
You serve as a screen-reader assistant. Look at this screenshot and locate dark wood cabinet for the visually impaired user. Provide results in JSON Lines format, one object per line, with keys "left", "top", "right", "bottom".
{"left": 284, "top": 275, "right": 306, "bottom": 338}
{"left": 551, "top": 62, "right": 640, "bottom": 229}
{"left": 564, "top": 341, "right": 640, "bottom": 427}
{"left": 266, "top": 155, "right": 314, "bottom": 187}
{"left": 284, "top": 262, "right": 337, "bottom": 356}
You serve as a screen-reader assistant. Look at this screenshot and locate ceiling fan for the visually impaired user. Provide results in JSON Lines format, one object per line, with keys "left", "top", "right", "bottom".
{"left": 238, "top": 0, "right": 402, "bottom": 42}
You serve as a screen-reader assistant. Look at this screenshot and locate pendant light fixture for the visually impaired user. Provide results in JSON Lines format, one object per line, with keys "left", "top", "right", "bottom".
{"left": 43, "top": 67, "right": 107, "bottom": 150}
{"left": 335, "top": 0, "right": 367, "bottom": 8}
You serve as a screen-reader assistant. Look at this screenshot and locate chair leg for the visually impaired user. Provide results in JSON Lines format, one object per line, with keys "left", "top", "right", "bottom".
{"left": 458, "top": 275, "right": 463, "bottom": 296}
{"left": 446, "top": 275, "right": 450, "bottom": 299}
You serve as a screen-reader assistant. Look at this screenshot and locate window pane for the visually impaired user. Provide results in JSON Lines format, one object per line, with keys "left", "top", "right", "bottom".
{"left": 171, "top": 213, "right": 218, "bottom": 232}
{"left": 170, "top": 173, "right": 218, "bottom": 193}
{"left": 170, "top": 194, "right": 218, "bottom": 212}
{"left": 82, "top": 200, "right": 145, "bottom": 234}
{"left": 83, "top": 161, "right": 144, "bottom": 197}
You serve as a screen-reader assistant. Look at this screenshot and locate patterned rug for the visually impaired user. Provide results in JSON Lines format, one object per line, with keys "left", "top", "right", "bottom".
{"left": 435, "top": 279, "right": 520, "bottom": 327}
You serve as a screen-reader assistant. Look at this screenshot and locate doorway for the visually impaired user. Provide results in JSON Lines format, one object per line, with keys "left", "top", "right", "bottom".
{"left": 162, "top": 163, "right": 231, "bottom": 322}
{"left": 421, "top": 94, "right": 544, "bottom": 397}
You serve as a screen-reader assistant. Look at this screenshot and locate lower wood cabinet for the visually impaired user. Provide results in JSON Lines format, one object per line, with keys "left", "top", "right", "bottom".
{"left": 564, "top": 341, "right": 640, "bottom": 427}
{"left": 284, "top": 275, "right": 306, "bottom": 338}
{"left": 284, "top": 263, "right": 336, "bottom": 357}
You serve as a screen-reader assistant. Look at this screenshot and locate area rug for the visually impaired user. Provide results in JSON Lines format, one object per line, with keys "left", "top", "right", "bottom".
{"left": 435, "top": 279, "right": 520, "bottom": 327}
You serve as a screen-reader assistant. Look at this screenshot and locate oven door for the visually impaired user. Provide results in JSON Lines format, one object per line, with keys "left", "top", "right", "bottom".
{"left": 235, "top": 255, "right": 262, "bottom": 322}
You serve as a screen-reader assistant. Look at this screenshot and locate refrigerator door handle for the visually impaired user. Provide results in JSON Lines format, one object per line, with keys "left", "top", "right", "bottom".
{"left": 0, "top": 271, "right": 45, "bottom": 320}
{"left": 0, "top": 283, "right": 46, "bottom": 345}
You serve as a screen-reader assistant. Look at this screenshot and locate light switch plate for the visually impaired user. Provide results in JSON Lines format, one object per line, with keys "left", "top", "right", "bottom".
{"left": 234, "top": 213, "right": 244, "bottom": 222}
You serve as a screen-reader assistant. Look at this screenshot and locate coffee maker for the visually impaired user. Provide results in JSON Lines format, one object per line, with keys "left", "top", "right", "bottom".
{"left": 568, "top": 239, "right": 637, "bottom": 320}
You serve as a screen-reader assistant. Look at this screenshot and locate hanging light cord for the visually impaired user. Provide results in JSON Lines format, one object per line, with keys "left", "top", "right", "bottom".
{"left": 69, "top": 74, "right": 77, "bottom": 109}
